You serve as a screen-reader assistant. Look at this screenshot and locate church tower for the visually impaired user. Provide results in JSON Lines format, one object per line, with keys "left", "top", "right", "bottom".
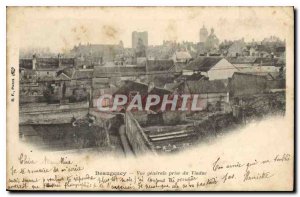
{"left": 199, "top": 25, "right": 208, "bottom": 43}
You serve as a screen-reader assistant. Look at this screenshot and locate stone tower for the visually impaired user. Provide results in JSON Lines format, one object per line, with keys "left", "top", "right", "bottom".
{"left": 199, "top": 25, "right": 208, "bottom": 43}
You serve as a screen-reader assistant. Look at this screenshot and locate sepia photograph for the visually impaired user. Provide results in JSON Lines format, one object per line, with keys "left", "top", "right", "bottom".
{"left": 6, "top": 6, "right": 294, "bottom": 192}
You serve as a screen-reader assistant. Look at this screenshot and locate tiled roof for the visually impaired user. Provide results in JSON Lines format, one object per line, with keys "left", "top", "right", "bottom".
{"left": 114, "top": 80, "right": 149, "bottom": 95}
{"left": 175, "top": 73, "right": 205, "bottom": 82}
{"left": 36, "top": 58, "right": 59, "bottom": 70}
{"left": 60, "top": 58, "right": 75, "bottom": 67}
{"left": 93, "top": 66, "right": 121, "bottom": 78}
{"left": 20, "top": 57, "right": 75, "bottom": 70}
{"left": 149, "top": 74, "right": 177, "bottom": 87}
{"left": 185, "top": 80, "right": 227, "bottom": 94}
{"left": 240, "top": 72, "right": 279, "bottom": 80}
{"left": 38, "top": 75, "right": 57, "bottom": 82}
{"left": 93, "top": 65, "right": 146, "bottom": 78}
{"left": 185, "top": 57, "right": 222, "bottom": 71}
{"left": 72, "top": 69, "right": 93, "bottom": 80}
{"left": 92, "top": 78, "right": 110, "bottom": 89}
{"left": 56, "top": 73, "right": 71, "bottom": 81}
{"left": 148, "top": 87, "right": 172, "bottom": 95}
{"left": 232, "top": 72, "right": 268, "bottom": 80}
{"left": 226, "top": 56, "right": 257, "bottom": 64}
{"left": 147, "top": 60, "right": 174, "bottom": 72}
{"left": 61, "top": 67, "right": 75, "bottom": 78}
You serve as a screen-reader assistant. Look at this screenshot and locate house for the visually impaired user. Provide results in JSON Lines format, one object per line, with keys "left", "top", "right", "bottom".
{"left": 66, "top": 69, "right": 93, "bottom": 103}
{"left": 183, "top": 80, "right": 229, "bottom": 112}
{"left": 19, "top": 55, "right": 75, "bottom": 103}
{"left": 19, "top": 66, "right": 37, "bottom": 83}
{"left": 171, "top": 51, "right": 192, "bottom": 63}
{"left": 227, "top": 39, "right": 246, "bottom": 57}
{"left": 114, "top": 80, "right": 150, "bottom": 97}
{"left": 145, "top": 59, "right": 177, "bottom": 87}
{"left": 92, "top": 65, "right": 132, "bottom": 108}
{"left": 226, "top": 56, "right": 259, "bottom": 73}
{"left": 226, "top": 57, "right": 282, "bottom": 79}
{"left": 226, "top": 56, "right": 257, "bottom": 67}
{"left": 185, "top": 57, "right": 239, "bottom": 80}
{"left": 74, "top": 56, "right": 103, "bottom": 69}
{"left": 19, "top": 69, "right": 43, "bottom": 104}
{"left": 251, "top": 58, "right": 281, "bottom": 77}
{"left": 71, "top": 69, "right": 93, "bottom": 87}
{"left": 20, "top": 54, "right": 75, "bottom": 80}
{"left": 229, "top": 72, "right": 267, "bottom": 98}
{"left": 228, "top": 72, "right": 285, "bottom": 120}
{"left": 112, "top": 80, "right": 173, "bottom": 112}
{"left": 33, "top": 57, "right": 59, "bottom": 79}
{"left": 249, "top": 47, "right": 259, "bottom": 56}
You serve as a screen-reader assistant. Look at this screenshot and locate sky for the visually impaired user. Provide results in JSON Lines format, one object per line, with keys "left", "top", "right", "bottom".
{"left": 8, "top": 7, "right": 293, "bottom": 53}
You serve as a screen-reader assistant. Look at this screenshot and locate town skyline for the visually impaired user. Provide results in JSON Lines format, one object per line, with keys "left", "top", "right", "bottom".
{"left": 15, "top": 7, "right": 291, "bottom": 53}
{"left": 20, "top": 28, "right": 286, "bottom": 53}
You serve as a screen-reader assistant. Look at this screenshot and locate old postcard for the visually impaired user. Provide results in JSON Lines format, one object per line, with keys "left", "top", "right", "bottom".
{"left": 6, "top": 7, "right": 294, "bottom": 191}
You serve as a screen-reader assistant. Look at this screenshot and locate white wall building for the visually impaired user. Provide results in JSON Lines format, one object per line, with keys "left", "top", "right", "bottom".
{"left": 185, "top": 57, "right": 239, "bottom": 80}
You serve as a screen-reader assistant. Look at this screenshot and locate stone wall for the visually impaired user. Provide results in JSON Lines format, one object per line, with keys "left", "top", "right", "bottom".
{"left": 125, "top": 112, "right": 156, "bottom": 155}
{"left": 20, "top": 102, "right": 89, "bottom": 125}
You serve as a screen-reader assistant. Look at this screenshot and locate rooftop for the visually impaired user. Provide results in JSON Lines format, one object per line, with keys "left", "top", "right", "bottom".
{"left": 185, "top": 80, "right": 228, "bottom": 94}
{"left": 147, "top": 59, "right": 174, "bottom": 72}
{"left": 185, "top": 57, "right": 223, "bottom": 72}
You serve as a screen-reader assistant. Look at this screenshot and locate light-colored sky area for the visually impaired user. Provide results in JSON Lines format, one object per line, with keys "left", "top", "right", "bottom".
{"left": 8, "top": 7, "right": 293, "bottom": 52}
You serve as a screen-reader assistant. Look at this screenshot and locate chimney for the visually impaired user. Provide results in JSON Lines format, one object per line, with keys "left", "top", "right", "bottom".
{"left": 58, "top": 53, "right": 62, "bottom": 68}
{"left": 32, "top": 54, "right": 37, "bottom": 70}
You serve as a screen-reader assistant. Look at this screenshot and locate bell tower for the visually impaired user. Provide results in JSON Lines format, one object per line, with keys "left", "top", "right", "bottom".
{"left": 199, "top": 25, "right": 208, "bottom": 43}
